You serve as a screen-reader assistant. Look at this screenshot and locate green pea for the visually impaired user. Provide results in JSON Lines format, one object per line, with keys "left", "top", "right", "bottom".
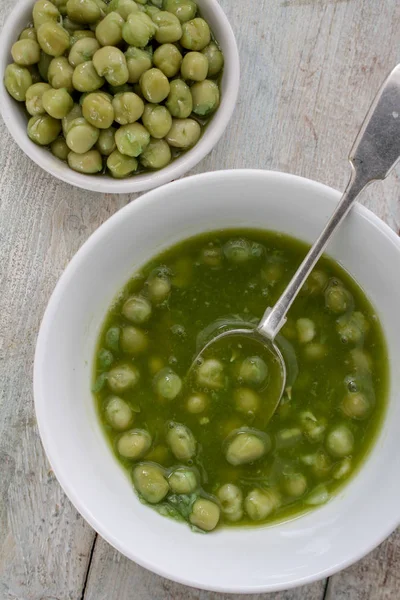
{"left": 72, "top": 60, "right": 105, "bottom": 92}
{"left": 93, "top": 46, "right": 129, "bottom": 86}
{"left": 144, "top": 5, "right": 161, "bottom": 18}
{"left": 120, "top": 326, "right": 149, "bottom": 355}
{"left": 165, "top": 78, "right": 192, "bottom": 119}
{"left": 33, "top": 0, "right": 60, "bottom": 29}
{"left": 62, "top": 103, "right": 83, "bottom": 136}
{"left": 122, "top": 12, "right": 158, "bottom": 47}
{"left": 189, "top": 498, "right": 220, "bottom": 531}
{"left": 326, "top": 425, "right": 354, "bottom": 457}
{"left": 153, "top": 43, "right": 182, "bottom": 78}
{"left": 107, "top": 363, "right": 140, "bottom": 393}
{"left": 238, "top": 356, "right": 268, "bottom": 387}
{"left": 186, "top": 392, "right": 208, "bottom": 414}
{"left": 105, "top": 396, "right": 134, "bottom": 431}
{"left": 82, "top": 92, "right": 115, "bottom": 129}
{"left": 283, "top": 473, "right": 308, "bottom": 498}
{"left": 37, "top": 22, "right": 70, "bottom": 57}
{"left": 66, "top": 117, "right": 100, "bottom": 153}
{"left": 140, "top": 138, "right": 171, "bottom": 170}
{"left": 202, "top": 42, "right": 224, "bottom": 77}
{"left": 139, "top": 67, "right": 169, "bottom": 103}
{"left": 107, "top": 150, "right": 138, "bottom": 177}
{"left": 118, "top": 428, "right": 152, "bottom": 458}
{"left": 299, "top": 411, "right": 326, "bottom": 443}
{"left": 115, "top": 122, "right": 150, "bottom": 157}
{"left": 163, "top": 0, "right": 197, "bottom": 23}
{"left": 244, "top": 488, "right": 280, "bottom": 521}
{"left": 41, "top": 87, "right": 73, "bottom": 119}
{"left": 25, "top": 82, "right": 51, "bottom": 115}
{"left": 27, "top": 114, "right": 61, "bottom": 145}
{"left": 133, "top": 462, "right": 169, "bottom": 504}
{"left": 125, "top": 46, "right": 153, "bottom": 83}
{"left": 98, "top": 348, "right": 114, "bottom": 370}
{"left": 341, "top": 391, "right": 371, "bottom": 419}
{"left": 96, "top": 11, "right": 125, "bottom": 46}
{"left": 191, "top": 79, "right": 219, "bottom": 115}
{"left": 325, "top": 283, "right": 352, "bottom": 314}
{"left": 217, "top": 483, "right": 243, "bottom": 522}
{"left": 196, "top": 358, "right": 225, "bottom": 390}
{"left": 112, "top": 92, "right": 144, "bottom": 125}
{"left": 105, "top": 326, "right": 120, "bottom": 351}
{"left": 152, "top": 11, "right": 182, "bottom": 43}
{"left": 147, "top": 271, "right": 171, "bottom": 304}
{"left": 11, "top": 40, "right": 41, "bottom": 66}
{"left": 19, "top": 28, "right": 38, "bottom": 42}
{"left": 51, "top": 137, "right": 69, "bottom": 160}
{"left": 166, "top": 421, "right": 195, "bottom": 459}
{"left": 336, "top": 311, "right": 368, "bottom": 344}
{"left": 200, "top": 245, "right": 223, "bottom": 267}
{"left": 181, "top": 18, "right": 210, "bottom": 51}
{"left": 142, "top": 104, "right": 172, "bottom": 139}
{"left": 165, "top": 118, "right": 201, "bottom": 148}
{"left": 296, "top": 317, "right": 315, "bottom": 344}
{"left": 68, "top": 149, "right": 103, "bottom": 173}
{"left": 154, "top": 369, "right": 182, "bottom": 400}
{"left": 122, "top": 295, "right": 152, "bottom": 323}
{"left": 48, "top": 57, "right": 74, "bottom": 91}
{"left": 181, "top": 51, "right": 208, "bottom": 81}
{"left": 4, "top": 64, "right": 33, "bottom": 101}
{"left": 107, "top": 0, "right": 140, "bottom": 19}
{"left": 168, "top": 467, "right": 198, "bottom": 494}
{"left": 69, "top": 38, "right": 100, "bottom": 68}
{"left": 225, "top": 429, "right": 270, "bottom": 466}
{"left": 234, "top": 387, "right": 260, "bottom": 416}
{"left": 66, "top": 0, "right": 102, "bottom": 23}
{"left": 69, "top": 29, "right": 96, "bottom": 45}
{"left": 96, "top": 127, "right": 117, "bottom": 156}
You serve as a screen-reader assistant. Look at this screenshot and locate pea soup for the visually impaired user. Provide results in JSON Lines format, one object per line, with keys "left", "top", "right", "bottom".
{"left": 93, "top": 230, "right": 388, "bottom": 532}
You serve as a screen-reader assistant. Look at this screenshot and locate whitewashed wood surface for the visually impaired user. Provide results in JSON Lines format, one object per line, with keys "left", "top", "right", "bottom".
{"left": 1, "top": 0, "right": 400, "bottom": 598}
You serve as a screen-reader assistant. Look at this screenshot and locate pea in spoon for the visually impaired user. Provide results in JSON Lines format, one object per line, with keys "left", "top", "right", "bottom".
{"left": 190, "top": 64, "right": 400, "bottom": 417}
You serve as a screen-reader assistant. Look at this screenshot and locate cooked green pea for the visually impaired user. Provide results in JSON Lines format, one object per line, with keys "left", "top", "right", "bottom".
{"left": 168, "top": 467, "right": 198, "bottom": 494}
{"left": 48, "top": 57, "right": 74, "bottom": 91}
{"left": 93, "top": 46, "right": 129, "bottom": 86}
{"left": 105, "top": 396, "right": 134, "bottom": 431}
{"left": 238, "top": 356, "right": 268, "bottom": 387}
{"left": 42, "top": 87, "right": 73, "bottom": 119}
{"left": 196, "top": 358, "right": 224, "bottom": 390}
{"left": 107, "top": 150, "right": 138, "bottom": 177}
{"left": 69, "top": 29, "right": 96, "bottom": 45}
{"left": 139, "top": 68, "right": 170, "bottom": 103}
{"left": 325, "top": 283, "right": 352, "bottom": 314}
{"left": 72, "top": 60, "right": 105, "bottom": 92}
{"left": 217, "top": 483, "right": 243, "bottom": 522}
{"left": 186, "top": 392, "right": 208, "bottom": 414}
{"left": 68, "top": 149, "right": 103, "bottom": 173}
{"left": 122, "top": 295, "right": 152, "bottom": 323}
{"left": 37, "top": 22, "right": 70, "bottom": 57}
{"left": 181, "top": 18, "right": 210, "bottom": 51}
{"left": 27, "top": 114, "right": 61, "bottom": 145}
{"left": 144, "top": 5, "right": 161, "bottom": 18}
{"left": 82, "top": 92, "right": 115, "bottom": 129}
{"left": 166, "top": 79, "right": 192, "bottom": 118}
{"left": 107, "top": 363, "right": 140, "bottom": 393}
{"left": 336, "top": 312, "right": 368, "bottom": 344}
{"left": 244, "top": 488, "right": 280, "bottom": 521}
{"left": 25, "top": 82, "right": 51, "bottom": 115}
{"left": 299, "top": 411, "right": 326, "bottom": 442}
{"left": 326, "top": 424, "right": 354, "bottom": 457}
{"left": 181, "top": 51, "right": 208, "bottom": 81}
{"left": 96, "top": 127, "right": 117, "bottom": 156}
{"left": 33, "top": 0, "right": 60, "bottom": 29}
{"left": 276, "top": 427, "right": 302, "bottom": 448}
{"left": 51, "top": 137, "right": 69, "bottom": 160}
{"left": 4, "top": 64, "right": 32, "bottom": 101}
{"left": 332, "top": 457, "right": 352, "bottom": 480}
{"left": 225, "top": 429, "right": 270, "bottom": 465}
{"left": 152, "top": 11, "right": 182, "bottom": 43}
{"left": 112, "top": 92, "right": 144, "bottom": 125}
{"left": 166, "top": 421, "right": 195, "bottom": 459}
{"left": 200, "top": 245, "right": 222, "bottom": 267}
{"left": 122, "top": 12, "right": 158, "bottom": 47}
{"left": 120, "top": 326, "right": 149, "bottom": 355}
{"left": 146, "top": 272, "right": 171, "bottom": 304}
{"left": 189, "top": 498, "right": 220, "bottom": 531}
{"left": 202, "top": 41, "right": 224, "bottom": 76}
{"left": 115, "top": 123, "right": 150, "bottom": 157}
{"left": 62, "top": 103, "right": 83, "bottom": 136}
{"left": 163, "top": 0, "right": 196, "bottom": 23}
{"left": 283, "top": 473, "right": 307, "bottom": 497}
{"left": 108, "top": 0, "right": 140, "bottom": 19}
{"left": 341, "top": 391, "right": 371, "bottom": 419}
{"left": 305, "top": 484, "right": 329, "bottom": 506}
{"left": 11, "top": 40, "right": 41, "bottom": 66}
{"left": 133, "top": 462, "right": 169, "bottom": 503}
{"left": 165, "top": 118, "right": 200, "bottom": 148}
{"left": 118, "top": 428, "right": 152, "bottom": 458}
{"left": 66, "top": 117, "right": 100, "bottom": 153}
{"left": 140, "top": 138, "right": 171, "bottom": 169}
{"left": 153, "top": 43, "right": 182, "bottom": 77}
{"left": 154, "top": 369, "right": 182, "bottom": 400}
{"left": 19, "top": 28, "right": 38, "bottom": 42}
{"left": 96, "top": 11, "right": 124, "bottom": 46}
{"left": 142, "top": 104, "right": 172, "bottom": 138}
{"left": 302, "top": 269, "right": 328, "bottom": 296}
{"left": 69, "top": 38, "right": 100, "bottom": 67}
{"left": 303, "top": 342, "right": 328, "bottom": 361}
{"left": 296, "top": 318, "right": 316, "bottom": 344}
{"left": 234, "top": 387, "right": 260, "bottom": 416}
{"left": 191, "top": 79, "right": 219, "bottom": 115}
{"left": 66, "top": 0, "right": 102, "bottom": 23}
{"left": 125, "top": 47, "right": 153, "bottom": 83}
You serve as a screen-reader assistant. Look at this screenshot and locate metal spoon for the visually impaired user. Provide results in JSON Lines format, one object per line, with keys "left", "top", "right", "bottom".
{"left": 190, "top": 64, "right": 400, "bottom": 417}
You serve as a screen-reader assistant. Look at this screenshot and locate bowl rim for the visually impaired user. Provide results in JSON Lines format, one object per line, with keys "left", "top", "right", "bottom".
{"left": 0, "top": 0, "right": 240, "bottom": 193}
{"left": 34, "top": 169, "right": 400, "bottom": 593}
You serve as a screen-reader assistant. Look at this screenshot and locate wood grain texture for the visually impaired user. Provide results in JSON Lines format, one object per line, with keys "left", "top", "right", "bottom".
{"left": 0, "top": 0, "right": 399, "bottom": 598}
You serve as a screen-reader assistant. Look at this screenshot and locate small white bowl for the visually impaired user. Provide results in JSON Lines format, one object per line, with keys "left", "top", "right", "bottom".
{"left": 34, "top": 170, "right": 400, "bottom": 593}
{"left": 0, "top": 0, "right": 239, "bottom": 193}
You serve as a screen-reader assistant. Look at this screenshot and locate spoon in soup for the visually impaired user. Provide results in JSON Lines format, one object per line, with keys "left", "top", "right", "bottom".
{"left": 190, "top": 64, "right": 400, "bottom": 419}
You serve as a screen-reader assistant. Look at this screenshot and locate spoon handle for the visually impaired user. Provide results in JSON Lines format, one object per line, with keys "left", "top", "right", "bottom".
{"left": 257, "top": 64, "right": 400, "bottom": 340}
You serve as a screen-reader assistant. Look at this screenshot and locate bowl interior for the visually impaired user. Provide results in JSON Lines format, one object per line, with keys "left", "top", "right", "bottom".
{"left": 34, "top": 170, "right": 400, "bottom": 593}
{"left": 0, "top": 0, "right": 240, "bottom": 193}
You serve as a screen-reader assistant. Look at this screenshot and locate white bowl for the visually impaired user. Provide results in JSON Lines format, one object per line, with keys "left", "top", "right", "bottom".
{"left": 34, "top": 170, "right": 400, "bottom": 593}
{"left": 0, "top": 0, "right": 239, "bottom": 193}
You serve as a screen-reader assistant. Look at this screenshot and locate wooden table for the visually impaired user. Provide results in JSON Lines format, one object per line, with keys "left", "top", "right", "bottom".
{"left": 1, "top": 0, "right": 400, "bottom": 598}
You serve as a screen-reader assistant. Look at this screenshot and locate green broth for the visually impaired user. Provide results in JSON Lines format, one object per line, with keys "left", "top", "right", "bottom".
{"left": 93, "top": 229, "right": 388, "bottom": 530}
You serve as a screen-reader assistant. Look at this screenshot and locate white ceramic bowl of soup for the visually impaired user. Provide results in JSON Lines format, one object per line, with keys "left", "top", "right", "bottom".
{"left": 34, "top": 170, "right": 400, "bottom": 593}
{"left": 0, "top": 0, "right": 239, "bottom": 193}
